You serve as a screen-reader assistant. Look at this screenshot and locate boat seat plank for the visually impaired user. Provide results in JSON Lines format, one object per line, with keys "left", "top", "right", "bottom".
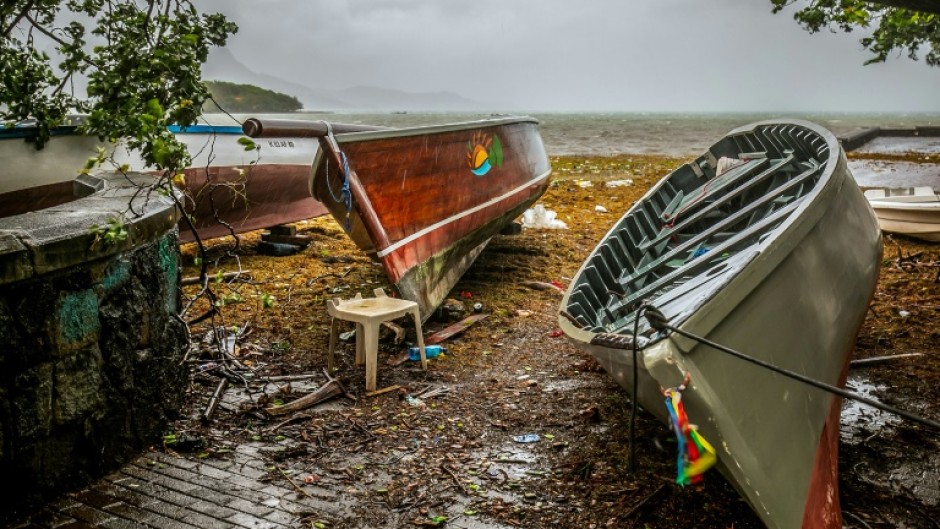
{"left": 661, "top": 158, "right": 768, "bottom": 224}
{"left": 638, "top": 155, "right": 798, "bottom": 253}
{"left": 613, "top": 163, "right": 821, "bottom": 303}
{"left": 607, "top": 198, "right": 803, "bottom": 324}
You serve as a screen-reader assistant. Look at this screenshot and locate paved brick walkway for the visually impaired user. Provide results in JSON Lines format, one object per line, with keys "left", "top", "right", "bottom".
{"left": 9, "top": 448, "right": 341, "bottom": 529}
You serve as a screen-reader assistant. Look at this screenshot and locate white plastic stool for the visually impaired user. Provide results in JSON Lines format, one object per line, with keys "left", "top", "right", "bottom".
{"left": 327, "top": 288, "right": 427, "bottom": 391}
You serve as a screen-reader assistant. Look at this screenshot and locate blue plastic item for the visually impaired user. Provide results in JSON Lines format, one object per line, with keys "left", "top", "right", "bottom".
{"left": 408, "top": 345, "right": 445, "bottom": 361}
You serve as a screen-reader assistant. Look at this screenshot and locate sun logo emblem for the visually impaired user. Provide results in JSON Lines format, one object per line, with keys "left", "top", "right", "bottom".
{"left": 467, "top": 132, "right": 504, "bottom": 176}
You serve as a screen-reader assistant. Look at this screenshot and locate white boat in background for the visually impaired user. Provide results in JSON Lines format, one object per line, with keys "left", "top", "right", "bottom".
{"left": 0, "top": 120, "right": 327, "bottom": 241}
{"left": 864, "top": 186, "right": 940, "bottom": 242}
{"left": 560, "top": 120, "right": 882, "bottom": 529}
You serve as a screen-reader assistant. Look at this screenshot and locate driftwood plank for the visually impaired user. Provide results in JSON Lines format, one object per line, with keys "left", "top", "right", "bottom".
{"left": 265, "top": 379, "right": 344, "bottom": 416}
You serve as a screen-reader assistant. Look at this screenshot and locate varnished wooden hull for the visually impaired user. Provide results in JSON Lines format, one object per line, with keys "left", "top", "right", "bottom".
{"left": 311, "top": 117, "right": 551, "bottom": 318}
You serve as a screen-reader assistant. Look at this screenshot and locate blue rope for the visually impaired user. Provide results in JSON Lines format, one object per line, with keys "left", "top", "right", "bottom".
{"left": 322, "top": 122, "right": 353, "bottom": 230}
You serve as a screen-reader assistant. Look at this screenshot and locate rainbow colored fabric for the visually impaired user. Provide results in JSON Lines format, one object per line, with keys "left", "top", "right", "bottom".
{"left": 664, "top": 386, "right": 717, "bottom": 486}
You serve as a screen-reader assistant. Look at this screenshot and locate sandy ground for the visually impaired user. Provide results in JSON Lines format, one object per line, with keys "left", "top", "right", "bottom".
{"left": 173, "top": 154, "right": 939, "bottom": 528}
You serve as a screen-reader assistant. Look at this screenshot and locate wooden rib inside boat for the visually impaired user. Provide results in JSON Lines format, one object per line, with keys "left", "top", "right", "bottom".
{"left": 559, "top": 120, "right": 882, "bottom": 529}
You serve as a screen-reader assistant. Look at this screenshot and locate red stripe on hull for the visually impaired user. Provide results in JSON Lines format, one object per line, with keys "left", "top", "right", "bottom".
{"left": 179, "top": 164, "right": 328, "bottom": 242}
{"left": 801, "top": 388, "right": 843, "bottom": 529}
{"left": 802, "top": 242, "right": 880, "bottom": 528}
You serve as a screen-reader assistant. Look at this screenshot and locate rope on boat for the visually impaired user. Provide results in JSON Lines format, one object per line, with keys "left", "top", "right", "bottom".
{"left": 628, "top": 304, "right": 648, "bottom": 473}
{"left": 640, "top": 306, "right": 940, "bottom": 431}
{"left": 627, "top": 305, "right": 718, "bottom": 483}
{"left": 322, "top": 121, "right": 353, "bottom": 230}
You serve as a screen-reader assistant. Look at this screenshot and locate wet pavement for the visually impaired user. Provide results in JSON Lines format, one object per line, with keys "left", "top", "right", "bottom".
{"left": 8, "top": 448, "right": 342, "bottom": 529}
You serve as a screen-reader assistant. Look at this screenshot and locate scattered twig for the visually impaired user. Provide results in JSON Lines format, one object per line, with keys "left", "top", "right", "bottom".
{"left": 181, "top": 270, "right": 252, "bottom": 286}
{"left": 624, "top": 483, "right": 667, "bottom": 519}
{"left": 276, "top": 465, "right": 316, "bottom": 501}
{"left": 266, "top": 378, "right": 345, "bottom": 416}
{"left": 306, "top": 267, "right": 354, "bottom": 286}
{"left": 845, "top": 511, "right": 875, "bottom": 529}
{"left": 365, "top": 385, "right": 401, "bottom": 398}
{"left": 440, "top": 463, "right": 463, "bottom": 489}
{"left": 202, "top": 378, "right": 229, "bottom": 422}
{"left": 415, "top": 386, "right": 450, "bottom": 399}
{"left": 262, "top": 373, "right": 321, "bottom": 383}
{"left": 265, "top": 412, "right": 313, "bottom": 433}
{"left": 850, "top": 352, "right": 924, "bottom": 367}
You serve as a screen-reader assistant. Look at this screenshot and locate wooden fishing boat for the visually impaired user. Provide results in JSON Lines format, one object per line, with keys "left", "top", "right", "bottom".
{"left": 0, "top": 120, "right": 328, "bottom": 241}
{"left": 243, "top": 117, "right": 552, "bottom": 318}
{"left": 558, "top": 120, "right": 882, "bottom": 529}
{"left": 864, "top": 186, "right": 940, "bottom": 242}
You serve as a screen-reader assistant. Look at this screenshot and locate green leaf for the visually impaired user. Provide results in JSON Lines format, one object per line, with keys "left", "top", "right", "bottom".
{"left": 490, "top": 135, "right": 503, "bottom": 167}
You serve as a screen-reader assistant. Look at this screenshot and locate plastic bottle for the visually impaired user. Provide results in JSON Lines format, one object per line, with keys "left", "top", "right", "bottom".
{"left": 408, "top": 344, "right": 446, "bottom": 361}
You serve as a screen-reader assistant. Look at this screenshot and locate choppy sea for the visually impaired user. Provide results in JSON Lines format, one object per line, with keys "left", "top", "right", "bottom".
{"left": 224, "top": 111, "right": 940, "bottom": 157}
{"left": 217, "top": 111, "right": 940, "bottom": 188}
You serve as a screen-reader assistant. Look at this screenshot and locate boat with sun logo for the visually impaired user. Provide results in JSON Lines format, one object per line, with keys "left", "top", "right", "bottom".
{"left": 559, "top": 120, "right": 882, "bottom": 529}
{"left": 243, "top": 116, "right": 551, "bottom": 318}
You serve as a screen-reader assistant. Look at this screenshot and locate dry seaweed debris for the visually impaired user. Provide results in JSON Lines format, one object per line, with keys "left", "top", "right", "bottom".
{"left": 170, "top": 154, "right": 939, "bottom": 529}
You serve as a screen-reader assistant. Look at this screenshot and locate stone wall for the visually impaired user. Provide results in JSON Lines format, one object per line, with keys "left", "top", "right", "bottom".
{"left": 0, "top": 173, "right": 187, "bottom": 520}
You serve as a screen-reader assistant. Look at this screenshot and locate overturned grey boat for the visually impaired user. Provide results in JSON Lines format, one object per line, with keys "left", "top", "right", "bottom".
{"left": 559, "top": 120, "right": 882, "bottom": 529}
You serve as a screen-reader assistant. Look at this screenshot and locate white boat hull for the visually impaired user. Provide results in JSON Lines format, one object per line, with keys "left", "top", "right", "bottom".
{"left": 560, "top": 120, "right": 882, "bottom": 529}
{"left": 0, "top": 123, "right": 326, "bottom": 241}
{"left": 865, "top": 187, "right": 940, "bottom": 242}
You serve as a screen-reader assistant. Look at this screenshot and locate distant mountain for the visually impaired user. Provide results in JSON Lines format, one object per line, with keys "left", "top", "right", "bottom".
{"left": 203, "top": 48, "right": 484, "bottom": 111}
{"left": 203, "top": 48, "right": 349, "bottom": 109}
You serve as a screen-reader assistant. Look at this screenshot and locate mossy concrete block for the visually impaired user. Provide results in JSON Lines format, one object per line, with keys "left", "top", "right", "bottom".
{"left": 0, "top": 171, "right": 177, "bottom": 284}
{"left": 157, "top": 236, "right": 179, "bottom": 313}
{"left": 55, "top": 289, "right": 100, "bottom": 352}
{"left": 100, "top": 258, "right": 131, "bottom": 292}
{"left": 12, "top": 363, "right": 54, "bottom": 440}
{"left": 0, "top": 173, "right": 186, "bottom": 517}
{"left": 0, "top": 232, "right": 32, "bottom": 282}
{"left": 53, "top": 346, "right": 105, "bottom": 425}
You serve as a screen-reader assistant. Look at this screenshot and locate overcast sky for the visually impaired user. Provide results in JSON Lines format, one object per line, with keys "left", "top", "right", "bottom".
{"left": 201, "top": 0, "right": 940, "bottom": 113}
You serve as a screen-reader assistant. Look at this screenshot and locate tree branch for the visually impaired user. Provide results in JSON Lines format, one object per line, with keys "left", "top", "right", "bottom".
{"left": 1, "top": 1, "right": 34, "bottom": 38}
{"left": 866, "top": 0, "right": 940, "bottom": 15}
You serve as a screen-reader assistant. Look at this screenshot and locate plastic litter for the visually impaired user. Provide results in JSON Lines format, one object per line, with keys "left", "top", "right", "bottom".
{"left": 198, "top": 362, "right": 219, "bottom": 372}
{"left": 521, "top": 205, "right": 568, "bottom": 230}
{"left": 595, "top": 205, "right": 608, "bottom": 213}
{"left": 408, "top": 344, "right": 446, "bottom": 361}
{"left": 606, "top": 179, "right": 633, "bottom": 187}
{"left": 899, "top": 310, "right": 911, "bottom": 318}
{"left": 405, "top": 395, "right": 426, "bottom": 407}
{"left": 716, "top": 157, "right": 744, "bottom": 177}
{"left": 513, "top": 433, "right": 540, "bottom": 443}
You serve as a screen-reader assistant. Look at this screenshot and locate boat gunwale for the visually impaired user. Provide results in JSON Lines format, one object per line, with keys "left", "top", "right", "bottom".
{"left": 321, "top": 116, "right": 540, "bottom": 144}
